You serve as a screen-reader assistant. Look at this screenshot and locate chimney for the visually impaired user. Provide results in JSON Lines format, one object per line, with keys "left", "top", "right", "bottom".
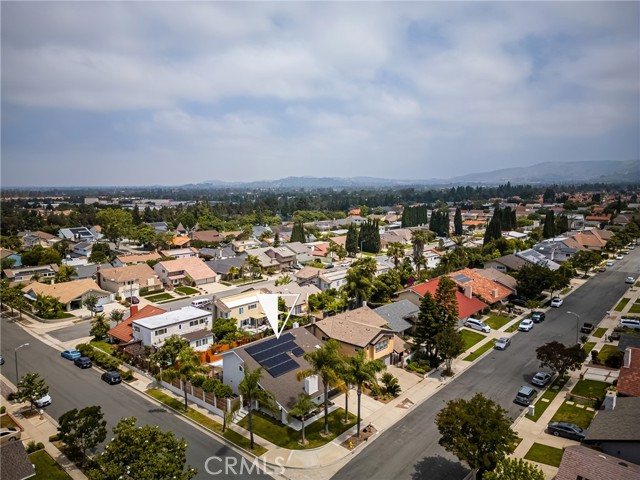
{"left": 492, "top": 288, "right": 498, "bottom": 299}
{"left": 464, "top": 285, "right": 473, "bottom": 298}
{"left": 130, "top": 305, "right": 138, "bottom": 316}
{"left": 304, "top": 375, "right": 319, "bottom": 395}
{"left": 602, "top": 390, "right": 617, "bottom": 411}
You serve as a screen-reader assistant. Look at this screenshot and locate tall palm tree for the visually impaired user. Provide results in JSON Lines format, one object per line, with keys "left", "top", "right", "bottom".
{"left": 386, "top": 242, "right": 405, "bottom": 269}
{"left": 239, "top": 366, "right": 277, "bottom": 449}
{"left": 161, "top": 347, "right": 208, "bottom": 411}
{"left": 411, "top": 230, "right": 428, "bottom": 264}
{"left": 288, "top": 393, "right": 317, "bottom": 445}
{"left": 298, "top": 339, "right": 345, "bottom": 435}
{"left": 245, "top": 255, "right": 262, "bottom": 279}
{"left": 344, "top": 350, "right": 386, "bottom": 437}
{"left": 227, "top": 266, "right": 239, "bottom": 281}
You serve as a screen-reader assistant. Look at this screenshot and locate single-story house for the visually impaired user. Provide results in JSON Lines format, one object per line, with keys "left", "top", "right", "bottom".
{"left": 20, "top": 230, "right": 60, "bottom": 250}
{"left": 22, "top": 279, "right": 112, "bottom": 311}
{"left": 154, "top": 257, "right": 217, "bottom": 287}
{"left": 448, "top": 268, "right": 512, "bottom": 306}
{"left": 3, "top": 264, "right": 59, "bottom": 285}
{"left": 205, "top": 256, "right": 247, "bottom": 281}
{"left": 58, "top": 227, "right": 96, "bottom": 242}
{"left": 472, "top": 268, "right": 517, "bottom": 293}
{"left": 112, "top": 251, "right": 162, "bottom": 267}
{"left": 97, "top": 263, "right": 162, "bottom": 298}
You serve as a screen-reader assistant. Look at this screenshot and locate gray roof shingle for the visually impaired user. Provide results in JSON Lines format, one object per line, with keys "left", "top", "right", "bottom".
{"left": 374, "top": 300, "right": 417, "bottom": 333}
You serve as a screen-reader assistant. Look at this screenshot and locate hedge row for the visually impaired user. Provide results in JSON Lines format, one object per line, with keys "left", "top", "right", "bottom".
{"left": 76, "top": 343, "right": 121, "bottom": 372}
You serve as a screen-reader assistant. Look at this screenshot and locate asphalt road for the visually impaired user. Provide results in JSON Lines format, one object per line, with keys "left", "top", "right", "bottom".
{"left": 0, "top": 319, "right": 273, "bottom": 480}
{"left": 332, "top": 250, "right": 640, "bottom": 480}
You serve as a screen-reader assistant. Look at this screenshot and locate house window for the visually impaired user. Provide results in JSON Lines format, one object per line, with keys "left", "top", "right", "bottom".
{"left": 248, "top": 304, "right": 257, "bottom": 310}
{"left": 178, "top": 324, "right": 182, "bottom": 330}
{"left": 239, "top": 307, "right": 244, "bottom": 315}
{"left": 222, "top": 312, "right": 230, "bottom": 319}
{"left": 155, "top": 328, "right": 167, "bottom": 336}
{"left": 189, "top": 320, "right": 198, "bottom": 327}
{"left": 133, "top": 326, "right": 140, "bottom": 332}
{"left": 199, "top": 319, "right": 206, "bottom": 324}
{"left": 375, "top": 339, "right": 389, "bottom": 353}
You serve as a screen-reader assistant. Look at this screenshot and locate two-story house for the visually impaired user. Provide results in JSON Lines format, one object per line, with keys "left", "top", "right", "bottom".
{"left": 154, "top": 257, "right": 217, "bottom": 287}
{"left": 211, "top": 288, "right": 267, "bottom": 330}
{"left": 97, "top": 263, "right": 162, "bottom": 298}
{"left": 19, "top": 230, "right": 60, "bottom": 250}
{"left": 132, "top": 306, "right": 213, "bottom": 351}
{"left": 3, "top": 264, "right": 59, "bottom": 285}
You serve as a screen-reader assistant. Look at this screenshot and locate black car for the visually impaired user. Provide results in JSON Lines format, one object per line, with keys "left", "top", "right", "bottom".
{"left": 531, "top": 311, "right": 546, "bottom": 323}
{"left": 101, "top": 371, "right": 122, "bottom": 385}
{"left": 0, "top": 354, "right": 4, "bottom": 366}
{"left": 125, "top": 296, "right": 140, "bottom": 305}
{"left": 547, "top": 422, "right": 586, "bottom": 441}
{"left": 73, "top": 356, "right": 92, "bottom": 369}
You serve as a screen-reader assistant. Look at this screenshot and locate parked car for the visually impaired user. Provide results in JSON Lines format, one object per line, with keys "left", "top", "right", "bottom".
{"left": 530, "top": 311, "right": 546, "bottom": 323}
{"left": 626, "top": 276, "right": 636, "bottom": 284}
{"left": 92, "top": 305, "right": 104, "bottom": 313}
{"left": 615, "top": 254, "right": 624, "bottom": 260}
{"left": 606, "top": 261, "right": 614, "bottom": 267}
{"left": 101, "top": 371, "right": 122, "bottom": 385}
{"left": 519, "top": 319, "right": 534, "bottom": 332}
{"left": 0, "top": 354, "right": 4, "bottom": 366}
{"left": 598, "top": 266, "right": 607, "bottom": 272}
{"left": 34, "top": 393, "right": 52, "bottom": 408}
{"left": 494, "top": 337, "right": 511, "bottom": 350}
{"left": 0, "top": 427, "right": 21, "bottom": 445}
{"left": 74, "top": 356, "right": 92, "bottom": 369}
{"left": 465, "top": 318, "right": 491, "bottom": 333}
{"left": 125, "top": 296, "right": 139, "bottom": 305}
{"left": 580, "top": 323, "right": 594, "bottom": 334}
{"left": 515, "top": 385, "right": 538, "bottom": 406}
{"left": 531, "top": 372, "right": 552, "bottom": 387}
{"left": 550, "top": 297, "right": 564, "bottom": 308}
{"left": 508, "top": 297, "right": 527, "bottom": 307}
{"left": 547, "top": 421, "right": 586, "bottom": 441}
{"left": 620, "top": 318, "right": 640, "bottom": 330}
{"left": 61, "top": 349, "right": 81, "bottom": 360}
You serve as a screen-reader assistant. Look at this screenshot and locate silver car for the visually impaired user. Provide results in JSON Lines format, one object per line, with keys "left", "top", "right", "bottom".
{"left": 531, "top": 372, "right": 552, "bottom": 387}
{"left": 494, "top": 337, "right": 510, "bottom": 350}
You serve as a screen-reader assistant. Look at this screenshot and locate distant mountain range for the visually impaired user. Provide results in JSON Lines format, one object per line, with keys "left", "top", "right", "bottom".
{"left": 187, "top": 160, "right": 639, "bottom": 189}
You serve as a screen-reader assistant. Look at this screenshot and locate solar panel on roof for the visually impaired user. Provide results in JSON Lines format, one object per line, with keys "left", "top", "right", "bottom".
{"left": 261, "top": 353, "right": 291, "bottom": 369}
{"left": 268, "top": 359, "right": 299, "bottom": 378}
{"left": 292, "top": 347, "right": 305, "bottom": 357}
{"left": 453, "top": 274, "right": 472, "bottom": 284}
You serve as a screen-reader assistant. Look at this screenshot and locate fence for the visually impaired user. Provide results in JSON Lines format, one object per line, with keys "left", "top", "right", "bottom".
{"left": 160, "top": 379, "right": 240, "bottom": 417}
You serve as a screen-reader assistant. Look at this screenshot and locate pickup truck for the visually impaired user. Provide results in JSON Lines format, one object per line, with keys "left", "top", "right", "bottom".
{"left": 580, "top": 323, "right": 594, "bottom": 334}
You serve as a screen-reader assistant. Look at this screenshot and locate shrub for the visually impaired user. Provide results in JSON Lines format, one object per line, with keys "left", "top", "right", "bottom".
{"left": 76, "top": 343, "right": 93, "bottom": 357}
{"left": 591, "top": 350, "right": 599, "bottom": 364}
{"left": 49, "top": 434, "right": 60, "bottom": 442}
{"left": 0, "top": 406, "right": 5, "bottom": 414}
{"left": 605, "top": 351, "right": 624, "bottom": 369}
{"left": 120, "top": 370, "right": 135, "bottom": 381}
{"left": 190, "top": 375, "right": 206, "bottom": 388}
{"left": 26, "top": 441, "right": 44, "bottom": 453}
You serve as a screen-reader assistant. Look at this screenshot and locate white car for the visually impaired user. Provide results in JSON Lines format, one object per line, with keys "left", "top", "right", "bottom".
{"left": 34, "top": 393, "right": 52, "bottom": 408}
{"left": 550, "top": 297, "right": 564, "bottom": 308}
{"left": 519, "top": 319, "right": 534, "bottom": 332}
{"left": 615, "top": 254, "right": 624, "bottom": 260}
{"left": 626, "top": 277, "right": 636, "bottom": 284}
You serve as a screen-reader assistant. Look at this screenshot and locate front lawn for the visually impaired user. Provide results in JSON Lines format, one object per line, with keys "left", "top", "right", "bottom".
{"left": 615, "top": 298, "right": 631, "bottom": 312}
{"left": 463, "top": 340, "right": 495, "bottom": 362}
{"left": 145, "top": 293, "right": 174, "bottom": 303}
{"left": 550, "top": 401, "right": 596, "bottom": 429}
{"left": 597, "top": 344, "right": 620, "bottom": 364}
{"left": 629, "top": 301, "right": 640, "bottom": 314}
{"left": 571, "top": 380, "right": 609, "bottom": 400}
{"left": 90, "top": 339, "right": 114, "bottom": 354}
{"left": 460, "top": 330, "right": 485, "bottom": 351}
{"left": 524, "top": 443, "right": 564, "bottom": 467}
{"left": 140, "top": 289, "right": 165, "bottom": 297}
{"left": 505, "top": 322, "right": 520, "bottom": 333}
{"left": 526, "top": 375, "right": 569, "bottom": 422}
{"left": 175, "top": 286, "right": 200, "bottom": 295}
{"left": 484, "top": 315, "right": 511, "bottom": 330}
{"left": 592, "top": 328, "right": 607, "bottom": 338}
{"left": 29, "top": 450, "right": 72, "bottom": 480}
{"left": 238, "top": 409, "right": 356, "bottom": 450}
{"left": 582, "top": 342, "right": 596, "bottom": 354}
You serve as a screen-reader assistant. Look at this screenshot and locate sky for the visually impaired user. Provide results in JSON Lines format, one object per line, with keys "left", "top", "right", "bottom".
{"left": 1, "top": 1, "right": 639, "bottom": 187}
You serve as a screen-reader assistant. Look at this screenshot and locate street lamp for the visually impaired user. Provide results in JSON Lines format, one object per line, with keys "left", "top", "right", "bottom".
{"left": 567, "top": 312, "right": 580, "bottom": 345}
{"left": 14, "top": 343, "right": 29, "bottom": 385}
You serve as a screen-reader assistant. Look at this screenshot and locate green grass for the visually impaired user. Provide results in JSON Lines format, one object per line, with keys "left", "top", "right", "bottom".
{"left": 582, "top": 342, "right": 596, "bottom": 354}
{"left": 145, "top": 293, "right": 174, "bottom": 302}
{"left": 526, "top": 375, "right": 569, "bottom": 422}
{"left": 238, "top": 409, "right": 357, "bottom": 450}
{"left": 460, "top": 330, "right": 486, "bottom": 351}
{"left": 551, "top": 401, "right": 596, "bottom": 429}
{"left": 592, "top": 328, "right": 607, "bottom": 338}
{"left": 90, "top": 339, "right": 114, "bottom": 354}
{"left": 597, "top": 344, "right": 620, "bottom": 364}
{"left": 505, "top": 321, "right": 520, "bottom": 333}
{"left": 146, "top": 389, "right": 267, "bottom": 455}
{"left": 524, "top": 443, "right": 564, "bottom": 468}
{"left": 29, "top": 450, "right": 72, "bottom": 480}
{"left": 463, "top": 340, "right": 495, "bottom": 361}
{"left": 571, "top": 380, "right": 609, "bottom": 400}
{"left": 615, "top": 298, "right": 631, "bottom": 312}
{"left": 175, "top": 286, "right": 200, "bottom": 295}
{"left": 484, "top": 315, "right": 511, "bottom": 330}
{"left": 629, "top": 304, "right": 640, "bottom": 314}
{"left": 140, "top": 289, "right": 165, "bottom": 297}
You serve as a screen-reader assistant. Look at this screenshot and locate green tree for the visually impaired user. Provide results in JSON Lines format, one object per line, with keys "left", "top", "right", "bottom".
{"left": 436, "top": 393, "right": 517, "bottom": 478}
{"left": 108, "top": 309, "right": 125, "bottom": 325}
{"left": 435, "top": 326, "right": 464, "bottom": 375}
{"left": 39, "top": 247, "right": 62, "bottom": 266}
{"left": 133, "top": 224, "right": 157, "bottom": 247}
{"left": 386, "top": 242, "right": 405, "bottom": 268}
{"left": 55, "top": 264, "right": 77, "bottom": 283}
{"left": 415, "top": 292, "right": 440, "bottom": 356}
{"left": 298, "top": 339, "right": 345, "bottom": 436}
{"left": 345, "top": 224, "right": 359, "bottom": 257}
{"left": 161, "top": 347, "right": 208, "bottom": 411}
{"left": 89, "top": 242, "right": 112, "bottom": 264}
{"left": 212, "top": 317, "right": 238, "bottom": 342}
{"left": 214, "top": 382, "right": 234, "bottom": 432}
{"left": 58, "top": 406, "right": 107, "bottom": 465}
{"left": 543, "top": 210, "right": 556, "bottom": 239}
{"left": 454, "top": 208, "right": 463, "bottom": 236}
{"left": 239, "top": 366, "right": 277, "bottom": 450}
{"left": 96, "top": 208, "right": 134, "bottom": 248}
{"left": 343, "top": 256, "right": 377, "bottom": 307}
{"left": 90, "top": 313, "right": 110, "bottom": 340}
{"left": 484, "top": 210, "right": 502, "bottom": 246}
{"left": 516, "top": 264, "right": 552, "bottom": 300}
{"left": 435, "top": 276, "right": 459, "bottom": 327}
{"left": 571, "top": 250, "right": 602, "bottom": 276}
{"left": 288, "top": 393, "right": 317, "bottom": 445}
{"left": 34, "top": 293, "right": 64, "bottom": 319}
{"left": 83, "top": 294, "right": 98, "bottom": 316}
{"left": 15, "top": 373, "right": 49, "bottom": 412}
{"left": 381, "top": 372, "right": 401, "bottom": 396}
{"left": 245, "top": 255, "right": 262, "bottom": 279}
{"left": 484, "top": 458, "right": 544, "bottom": 480}
{"left": 290, "top": 222, "right": 306, "bottom": 243}
{"left": 1, "top": 257, "right": 16, "bottom": 270}
{"left": 411, "top": 230, "right": 428, "bottom": 269}
{"left": 150, "top": 335, "right": 189, "bottom": 368}
{"left": 342, "top": 350, "right": 385, "bottom": 437}
{"left": 536, "top": 341, "right": 587, "bottom": 377}
{"left": 87, "top": 417, "right": 196, "bottom": 480}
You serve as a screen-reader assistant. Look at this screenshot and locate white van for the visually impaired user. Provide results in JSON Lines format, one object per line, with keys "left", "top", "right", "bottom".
{"left": 620, "top": 318, "right": 640, "bottom": 330}
{"left": 465, "top": 318, "right": 491, "bottom": 333}
{"left": 191, "top": 298, "right": 212, "bottom": 309}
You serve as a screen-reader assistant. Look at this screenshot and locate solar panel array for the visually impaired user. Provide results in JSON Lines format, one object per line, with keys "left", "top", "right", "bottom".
{"left": 453, "top": 273, "right": 472, "bottom": 284}
{"left": 245, "top": 332, "right": 302, "bottom": 378}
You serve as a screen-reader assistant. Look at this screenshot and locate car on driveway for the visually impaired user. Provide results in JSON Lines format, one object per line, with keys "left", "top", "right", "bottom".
{"left": 92, "top": 305, "right": 104, "bottom": 313}
{"left": 464, "top": 318, "right": 491, "bottom": 333}
{"left": 547, "top": 421, "right": 586, "bottom": 441}
{"left": 74, "top": 356, "right": 92, "bottom": 369}
{"left": 0, "top": 427, "right": 21, "bottom": 445}
{"left": 550, "top": 297, "right": 564, "bottom": 308}
{"left": 494, "top": 337, "right": 510, "bottom": 350}
{"left": 34, "top": 393, "right": 52, "bottom": 408}
{"left": 519, "top": 319, "right": 534, "bottom": 332}
{"left": 125, "top": 296, "right": 140, "bottom": 305}
{"left": 531, "top": 311, "right": 546, "bottom": 323}
{"left": 101, "top": 371, "right": 122, "bottom": 385}
{"left": 531, "top": 372, "right": 552, "bottom": 387}
{"left": 61, "top": 349, "right": 81, "bottom": 360}
{"left": 626, "top": 276, "right": 636, "bottom": 284}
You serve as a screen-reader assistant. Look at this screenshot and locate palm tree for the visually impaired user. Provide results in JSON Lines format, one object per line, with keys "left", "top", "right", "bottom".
{"left": 344, "top": 350, "right": 385, "bottom": 437}
{"left": 227, "top": 266, "right": 239, "bottom": 281}
{"left": 161, "top": 347, "right": 208, "bottom": 411}
{"left": 239, "top": 366, "right": 277, "bottom": 449}
{"left": 297, "top": 339, "right": 345, "bottom": 435}
{"left": 411, "top": 230, "right": 428, "bottom": 264}
{"left": 386, "top": 242, "right": 405, "bottom": 269}
{"left": 54, "top": 265, "right": 77, "bottom": 283}
{"left": 109, "top": 309, "right": 125, "bottom": 325}
{"left": 288, "top": 393, "right": 317, "bottom": 445}
{"left": 245, "top": 255, "right": 262, "bottom": 279}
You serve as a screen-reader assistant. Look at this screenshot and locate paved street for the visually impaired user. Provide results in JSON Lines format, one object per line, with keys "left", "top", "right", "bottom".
{"left": 0, "top": 319, "right": 273, "bottom": 480}
{"left": 332, "top": 251, "right": 640, "bottom": 480}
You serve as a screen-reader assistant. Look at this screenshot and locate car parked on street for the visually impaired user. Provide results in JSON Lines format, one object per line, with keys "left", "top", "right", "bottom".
{"left": 515, "top": 385, "right": 538, "bottom": 406}
{"left": 101, "top": 371, "right": 122, "bottom": 385}
{"left": 0, "top": 427, "right": 21, "bottom": 445}
{"left": 464, "top": 318, "right": 491, "bottom": 333}
{"left": 615, "top": 254, "right": 624, "bottom": 260}
{"left": 494, "top": 337, "right": 511, "bottom": 350}
{"left": 550, "top": 297, "right": 564, "bottom": 308}
{"left": 34, "top": 393, "right": 52, "bottom": 408}
{"left": 74, "top": 356, "right": 92, "bottom": 369}
{"left": 61, "top": 349, "right": 81, "bottom": 360}
{"left": 547, "top": 421, "right": 586, "bottom": 441}
{"left": 530, "top": 311, "right": 546, "bottom": 323}
{"left": 626, "top": 276, "right": 636, "bottom": 284}
{"left": 620, "top": 318, "right": 640, "bottom": 330}
{"left": 606, "top": 261, "right": 614, "bottom": 267}
{"left": 531, "top": 372, "right": 552, "bottom": 387}
{"left": 519, "top": 319, "right": 534, "bottom": 332}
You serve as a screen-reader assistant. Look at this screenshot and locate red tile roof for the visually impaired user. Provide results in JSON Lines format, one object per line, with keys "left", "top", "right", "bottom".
{"left": 107, "top": 305, "right": 166, "bottom": 343}
{"left": 410, "top": 278, "right": 488, "bottom": 319}
{"left": 617, "top": 347, "right": 640, "bottom": 398}
{"left": 447, "top": 268, "right": 512, "bottom": 304}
